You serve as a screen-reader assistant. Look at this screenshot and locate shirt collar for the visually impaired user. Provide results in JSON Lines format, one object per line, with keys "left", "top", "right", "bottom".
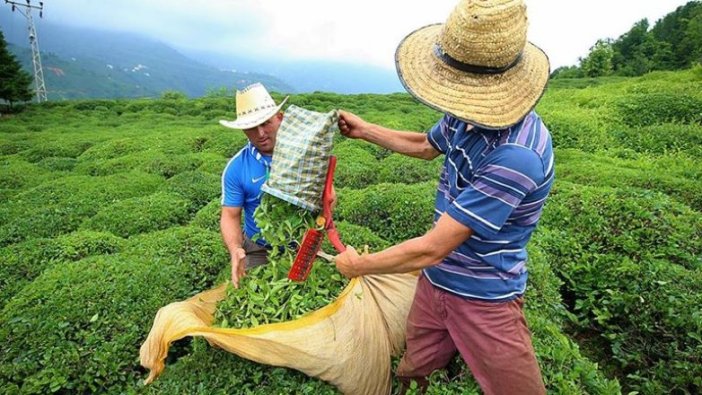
{"left": 247, "top": 143, "right": 271, "bottom": 165}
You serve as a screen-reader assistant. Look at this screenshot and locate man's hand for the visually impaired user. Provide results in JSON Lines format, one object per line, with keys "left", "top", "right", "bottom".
{"left": 230, "top": 247, "right": 247, "bottom": 288}
{"left": 338, "top": 110, "right": 368, "bottom": 140}
{"left": 335, "top": 246, "right": 360, "bottom": 278}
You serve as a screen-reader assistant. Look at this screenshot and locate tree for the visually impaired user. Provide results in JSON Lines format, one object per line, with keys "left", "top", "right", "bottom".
{"left": 550, "top": 65, "right": 584, "bottom": 79}
{"left": 581, "top": 39, "right": 614, "bottom": 77}
{"left": 0, "top": 30, "right": 33, "bottom": 110}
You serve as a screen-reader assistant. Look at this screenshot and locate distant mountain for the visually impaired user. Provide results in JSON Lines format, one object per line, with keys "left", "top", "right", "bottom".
{"left": 1, "top": 7, "right": 404, "bottom": 98}
{"left": 180, "top": 49, "right": 405, "bottom": 94}
{"left": 1, "top": 10, "right": 293, "bottom": 99}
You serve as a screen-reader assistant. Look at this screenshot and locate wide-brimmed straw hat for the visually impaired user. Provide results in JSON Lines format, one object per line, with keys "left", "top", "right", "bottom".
{"left": 219, "top": 83, "right": 289, "bottom": 130}
{"left": 395, "top": 0, "right": 550, "bottom": 129}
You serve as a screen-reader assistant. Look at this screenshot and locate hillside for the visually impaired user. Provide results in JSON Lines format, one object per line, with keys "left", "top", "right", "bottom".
{"left": 1, "top": 11, "right": 293, "bottom": 99}
{"left": 0, "top": 68, "right": 701, "bottom": 394}
{"left": 1, "top": 8, "right": 403, "bottom": 97}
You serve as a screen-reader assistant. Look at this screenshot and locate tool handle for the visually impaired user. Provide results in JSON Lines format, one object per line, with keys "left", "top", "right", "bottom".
{"left": 327, "top": 227, "right": 346, "bottom": 253}
{"left": 322, "top": 156, "right": 346, "bottom": 253}
{"left": 321, "top": 155, "right": 336, "bottom": 223}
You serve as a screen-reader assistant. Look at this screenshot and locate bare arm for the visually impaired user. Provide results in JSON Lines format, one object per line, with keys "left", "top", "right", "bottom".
{"left": 335, "top": 213, "right": 473, "bottom": 277}
{"left": 338, "top": 110, "right": 440, "bottom": 160}
{"left": 220, "top": 206, "right": 247, "bottom": 287}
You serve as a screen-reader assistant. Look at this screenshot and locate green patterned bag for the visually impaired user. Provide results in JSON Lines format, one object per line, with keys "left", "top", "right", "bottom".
{"left": 261, "top": 105, "right": 338, "bottom": 212}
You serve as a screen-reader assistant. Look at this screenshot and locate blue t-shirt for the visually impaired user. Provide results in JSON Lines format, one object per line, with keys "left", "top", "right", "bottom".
{"left": 221, "top": 143, "right": 271, "bottom": 245}
{"left": 424, "top": 112, "right": 555, "bottom": 301}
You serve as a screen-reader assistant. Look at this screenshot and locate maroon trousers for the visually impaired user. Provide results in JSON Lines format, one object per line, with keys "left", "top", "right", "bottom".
{"left": 397, "top": 275, "right": 546, "bottom": 395}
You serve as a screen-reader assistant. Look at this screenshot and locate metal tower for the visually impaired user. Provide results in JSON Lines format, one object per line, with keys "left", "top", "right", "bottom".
{"left": 5, "top": 0, "right": 47, "bottom": 102}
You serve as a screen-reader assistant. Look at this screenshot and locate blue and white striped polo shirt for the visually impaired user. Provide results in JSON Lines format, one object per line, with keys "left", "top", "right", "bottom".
{"left": 221, "top": 143, "right": 271, "bottom": 245}
{"left": 424, "top": 112, "right": 554, "bottom": 301}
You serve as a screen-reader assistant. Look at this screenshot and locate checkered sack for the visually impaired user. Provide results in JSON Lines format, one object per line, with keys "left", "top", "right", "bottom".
{"left": 261, "top": 105, "right": 338, "bottom": 212}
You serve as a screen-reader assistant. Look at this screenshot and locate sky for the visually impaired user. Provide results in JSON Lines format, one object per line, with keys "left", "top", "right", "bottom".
{"left": 5, "top": 0, "right": 695, "bottom": 71}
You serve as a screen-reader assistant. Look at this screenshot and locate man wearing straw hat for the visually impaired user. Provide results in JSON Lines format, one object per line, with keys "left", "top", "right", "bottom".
{"left": 219, "top": 83, "right": 288, "bottom": 289}
{"left": 334, "top": 0, "right": 551, "bottom": 393}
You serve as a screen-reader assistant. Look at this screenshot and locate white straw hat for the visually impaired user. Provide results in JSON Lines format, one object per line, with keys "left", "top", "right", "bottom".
{"left": 219, "top": 83, "right": 289, "bottom": 130}
{"left": 395, "top": 0, "right": 550, "bottom": 129}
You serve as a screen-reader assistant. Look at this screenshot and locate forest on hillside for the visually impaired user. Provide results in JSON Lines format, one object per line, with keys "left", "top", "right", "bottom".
{"left": 552, "top": 0, "right": 702, "bottom": 78}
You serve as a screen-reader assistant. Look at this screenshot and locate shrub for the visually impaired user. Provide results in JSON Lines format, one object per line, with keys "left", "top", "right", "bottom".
{"left": 194, "top": 152, "right": 227, "bottom": 175}
{"left": 20, "top": 138, "right": 95, "bottom": 163}
{"left": 0, "top": 254, "right": 201, "bottom": 395}
{"left": 77, "top": 138, "right": 146, "bottom": 162}
{"left": 377, "top": 154, "right": 442, "bottom": 184}
{"left": 0, "top": 157, "right": 57, "bottom": 191}
{"left": 617, "top": 93, "right": 702, "bottom": 127}
{"left": 528, "top": 312, "right": 622, "bottom": 394}
{"left": 336, "top": 182, "right": 436, "bottom": 244}
{"left": 332, "top": 141, "right": 379, "bottom": 188}
{"left": 0, "top": 231, "right": 125, "bottom": 309}
{"left": 80, "top": 192, "right": 191, "bottom": 238}
{"left": 142, "top": 339, "right": 338, "bottom": 395}
{"left": 200, "top": 132, "right": 249, "bottom": 158}
{"left": 122, "top": 226, "right": 227, "bottom": 292}
{"left": 0, "top": 138, "right": 30, "bottom": 155}
{"left": 36, "top": 156, "right": 77, "bottom": 171}
{"left": 612, "top": 123, "right": 702, "bottom": 155}
{"left": 537, "top": 183, "right": 702, "bottom": 393}
{"left": 321, "top": 221, "right": 390, "bottom": 254}
{"left": 190, "top": 199, "right": 221, "bottom": 232}
{"left": 0, "top": 172, "right": 163, "bottom": 246}
{"left": 541, "top": 183, "right": 702, "bottom": 269}
{"left": 555, "top": 149, "right": 702, "bottom": 211}
{"left": 160, "top": 170, "right": 220, "bottom": 213}
{"left": 75, "top": 151, "right": 203, "bottom": 178}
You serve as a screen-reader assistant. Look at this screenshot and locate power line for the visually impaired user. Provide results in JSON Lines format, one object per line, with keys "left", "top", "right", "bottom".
{"left": 5, "top": 0, "right": 47, "bottom": 103}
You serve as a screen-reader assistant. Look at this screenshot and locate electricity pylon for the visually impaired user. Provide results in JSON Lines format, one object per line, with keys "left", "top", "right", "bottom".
{"left": 5, "top": 0, "right": 47, "bottom": 102}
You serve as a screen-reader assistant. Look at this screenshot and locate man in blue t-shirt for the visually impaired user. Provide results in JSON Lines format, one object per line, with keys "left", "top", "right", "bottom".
{"left": 219, "top": 83, "right": 288, "bottom": 289}
{"left": 334, "top": 1, "right": 552, "bottom": 394}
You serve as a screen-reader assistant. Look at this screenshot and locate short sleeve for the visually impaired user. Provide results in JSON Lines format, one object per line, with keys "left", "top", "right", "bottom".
{"left": 221, "top": 159, "right": 244, "bottom": 207}
{"left": 446, "top": 145, "right": 545, "bottom": 236}
{"left": 427, "top": 115, "right": 452, "bottom": 154}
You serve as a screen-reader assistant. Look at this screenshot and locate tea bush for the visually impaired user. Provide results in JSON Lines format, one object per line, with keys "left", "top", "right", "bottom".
{"left": 160, "top": 170, "right": 220, "bottom": 213}
{"left": 80, "top": 192, "right": 191, "bottom": 238}
{"left": 36, "top": 156, "right": 78, "bottom": 171}
{"left": 142, "top": 338, "right": 338, "bottom": 395}
{"left": 555, "top": 149, "right": 702, "bottom": 211}
{"left": 190, "top": 199, "right": 222, "bottom": 232}
{"left": 332, "top": 141, "right": 379, "bottom": 188}
{"left": 613, "top": 123, "right": 702, "bottom": 155}
{"left": 195, "top": 152, "right": 228, "bottom": 175}
{"left": 617, "top": 93, "right": 702, "bottom": 127}
{"left": 321, "top": 220, "right": 390, "bottom": 254}
{"left": 77, "top": 138, "right": 147, "bottom": 163}
{"left": 200, "top": 131, "right": 249, "bottom": 158}
{"left": 0, "top": 254, "right": 201, "bottom": 395}
{"left": 0, "top": 157, "right": 58, "bottom": 192}
{"left": 75, "top": 150, "right": 203, "bottom": 178}
{"left": 20, "top": 137, "right": 96, "bottom": 163}
{"left": 336, "top": 182, "right": 436, "bottom": 244}
{"left": 537, "top": 184, "right": 702, "bottom": 393}
{"left": 527, "top": 312, "right": 622, "bottom": 394}
{"left": 122, "top": 226, "right": 227, "bottom": 292}
{"left": 541, "top": 183, "right": 702, "bottom": 269}
{"left": 0, "top": 137, "right": 30, "bottom": 155}
{"left": 0, "top": 230, "right": 125, "bottom": 309}
{"left": 0, "top": 172, "right": 164, "bottom": 246}
{"left": 377, "top": 154, "right": 442, "bottom": 184}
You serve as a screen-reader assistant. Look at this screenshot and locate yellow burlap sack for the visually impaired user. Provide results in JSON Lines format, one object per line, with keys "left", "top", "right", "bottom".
{"left": 140, "top": 272, "right": 418, "bottom": 395}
